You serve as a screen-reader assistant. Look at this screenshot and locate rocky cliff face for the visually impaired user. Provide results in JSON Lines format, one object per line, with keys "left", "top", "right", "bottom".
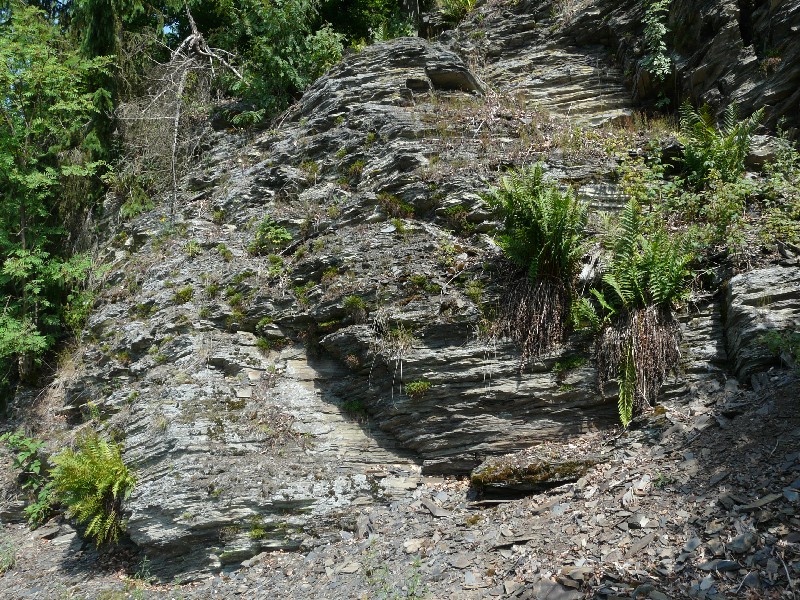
{"left": 2, "top": 0, "right": 800, "bottom": 587}
{"left": 601, "top": 0, "right": 800, "bottom": 126}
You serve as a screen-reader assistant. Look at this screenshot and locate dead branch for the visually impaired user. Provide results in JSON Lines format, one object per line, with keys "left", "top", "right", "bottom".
{"left": 114, "top": 2, "right": 243, "bottom": 220}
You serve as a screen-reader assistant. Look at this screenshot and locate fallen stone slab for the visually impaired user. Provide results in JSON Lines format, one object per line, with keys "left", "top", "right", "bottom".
{"left": 470, "top": 445, "right": 601, "bottom": 496}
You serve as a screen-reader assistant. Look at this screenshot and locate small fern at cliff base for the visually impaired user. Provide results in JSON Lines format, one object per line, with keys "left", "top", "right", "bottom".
{"left": 487, "top": 163, "right": 587, "bottom": 365}
{"left": 592, "top": 200, "right": 693, "bottom": 426}
{"left": 597, "top": 304, "right": 681, "bottom": 425}
{"left": 50, "top": 434, "right": 136, "bottom": 545}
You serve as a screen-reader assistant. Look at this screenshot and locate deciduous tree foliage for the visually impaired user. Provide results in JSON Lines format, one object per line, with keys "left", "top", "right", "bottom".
{"left": 0, "top": 0, "right": 408, "bottom": 405}
{"left": 0, "top": 1, "right": 108, "bottom": 398}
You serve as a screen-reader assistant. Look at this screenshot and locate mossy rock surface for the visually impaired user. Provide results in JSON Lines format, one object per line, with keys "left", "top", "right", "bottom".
{"left": 471, "top": 446, "right": 601, "bottom": 495}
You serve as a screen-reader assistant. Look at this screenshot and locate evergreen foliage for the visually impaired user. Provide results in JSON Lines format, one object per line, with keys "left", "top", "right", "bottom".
{"left": 489, "top": 163, "right": 587, "bottom": 284}
{"left": 592, "top": 201, "right": 693, "bottom": 426}
{"left": 319, "top": 0, "right": 413, "bottom": 45}
{"left": 50, "top": 434, "right": 136, "bottom": 545}
{"left": 488, "top": 163, "right": 587, "bottom": 364}
{"left": 0, "top": 2, "right": 108, "bottom": 396}
{"left": 679, "top": 102, "right": 764, "bottom": 188}
{"left": 210, "top": 0, "right": 345, "bottom": 120}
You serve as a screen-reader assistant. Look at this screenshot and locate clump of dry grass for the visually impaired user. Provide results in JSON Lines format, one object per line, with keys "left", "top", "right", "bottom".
{"left": 494, "top": 267, "right": 571, "bottom": 367}
{"left": 596, "top": 304, "right": 681, "bottom": 424}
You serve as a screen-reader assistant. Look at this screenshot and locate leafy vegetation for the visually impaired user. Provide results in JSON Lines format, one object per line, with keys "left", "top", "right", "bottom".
{"left": 640, "top": 0, "right": 672, "bottom": 82}
{"left": 679, "top": 102, "right": 764, "bottom": 188}
{"left": 438, "top": 0, "right": 477, "bottom": 23}
{"left": 50, "top": 434, "right": 136, "bottom": 545}
{"left": 0, "top": 0, "right": 419, "bottom": 401}
{"left": 620, "top": 103, "right": 773, "bottom": 261}
{"left": 405, "top": 379, "right": 431, "bottom": 399}
{"left": 0, "top": 530, "right": 14, "bottom": 575}
{"left": 0, "top": 431, "right": 54, "bottom": 527}
{"left": 760, "top": 124, "right": 800, "bottom": 244}
{"left": 248, "top": 216, "right": 293, "bottom": 256}
{"left": 758, "top": 330, "right": 800, "bottom": 372}
{"left": 0, "top": 2, "right": 108, "bottom": 397}
{"left": 592, "top": 200, "right": 693, "bottom": 426}
{"left": 487, "top": 163, "right": 587, "bottom": 364}
{"left": 344, "top": 295, "right": 368, "bottom": 323}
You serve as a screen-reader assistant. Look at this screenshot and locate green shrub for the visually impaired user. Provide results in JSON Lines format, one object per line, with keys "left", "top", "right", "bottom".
{"left": 438, "top": 0, "right": 477, "bottom": 23}
{"left": 762, "top": 126, "right": 800, "bottom": 244}
{"left": 390, "top": 217, "right": 407, "bottom": 235}
{"left": 758, "top": 330, "right": 800, "bottom": 372}
{"left": 344, "top": 295, "right": 367, "bottom": 323}
{"left": 173, "top": 286, "right": 194, "bottom": 304}
{"left": 487, "top": 163, "right": 587, "bottom": 363}
{"left": 409, "top": 274, "right": 441, "bottom": 295}
{"left": 117, "top": 175, "right": 154, "bottom": 220}
{"left": 205, "top": 281, "right": 221, "bottom": 298}
{"left": 405, "top": 380, "right": 431, "bottom": 399}
{"left": 552, "top": 355, "right": 587, "bottom": 377}
{"left": 0, "top": 431, "right": 54, "bottom": 527}
{"left": 294, "top": 282, "right": 315, "bottom": 307}
{"left": 321, "top": 266, "right": 339, "bottom": 285}
{"left": 348, "top": 160, "right": 366, "bottom": 177}
{"left": 216, "top": 0, "right": 345, "bottom": 122}
{"left": 50, "top": 434, "right": 136, "bottom": 545}
{"left": 63, "top": 288, "right": 95, "bottom": 336}
{"left": 267, "top": 254, "right": 284, "bottom": 276}
{"left": 0, "top": 531, "right": 15, "bottom": 575}
{"left": 184, "top": 240, "right": 202, "bottom": 258}
{"left": 248, "top": 216, "right": 292, "bottom": 256}
{"left": 216, "top": 243, "right": 233, "bottom": 262}
{"left": 378, "top": 193, "right": 414, "bottom": 218}
{"left": 640, "top": 0, "right": 672, "bottom": 82}
{"left": 443, "top": 204, "right": 474, "bottom": 235}
{"left": 342, "top": 398, "right": 367, "bottom": 418}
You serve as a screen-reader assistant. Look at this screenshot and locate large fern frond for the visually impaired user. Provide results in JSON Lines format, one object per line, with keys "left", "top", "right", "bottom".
{"left": 50, "top": 433, "right": 136, "bottom": 545}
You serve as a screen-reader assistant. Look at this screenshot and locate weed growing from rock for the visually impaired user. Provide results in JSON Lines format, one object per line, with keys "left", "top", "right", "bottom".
{"left": 0, "top": 431, "right": 54, "bottom": 527}
{"left": 405, "top": 380, "right": 431, "bottom": 399}
{"left": 248, "top": 215, "right": 292, "bottom": 256}
{"left": 0, "top": 530, "right": 15, "bottom": 575}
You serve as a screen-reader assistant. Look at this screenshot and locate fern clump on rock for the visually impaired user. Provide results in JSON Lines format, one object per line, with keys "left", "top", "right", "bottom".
{"left": 593, "top": 200, "right": 693, "bottom": 426}
{"left": 50, "top": 433, "right": 136, "bottom": 545}
{"left": 679, "top": 102, "right": 764, "bottom": 188}
{"left": 487, "top": 163, "right": 587, "bottom": 366}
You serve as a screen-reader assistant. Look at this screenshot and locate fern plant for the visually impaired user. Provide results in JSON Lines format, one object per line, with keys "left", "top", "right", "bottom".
{"left": 487, "top": 163, "right": 588, "bottom": 364}
{"left": 50, "top": 433, "right": 136, "bottom": 545}
{"left": 679, "top": 102, "right": 764, "bottom": 188}
{"left": 490, "top": 163, "right": 587, "bottom": 282}
{"left": 593, "top": 200, "right": 693, "bottom": 426}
